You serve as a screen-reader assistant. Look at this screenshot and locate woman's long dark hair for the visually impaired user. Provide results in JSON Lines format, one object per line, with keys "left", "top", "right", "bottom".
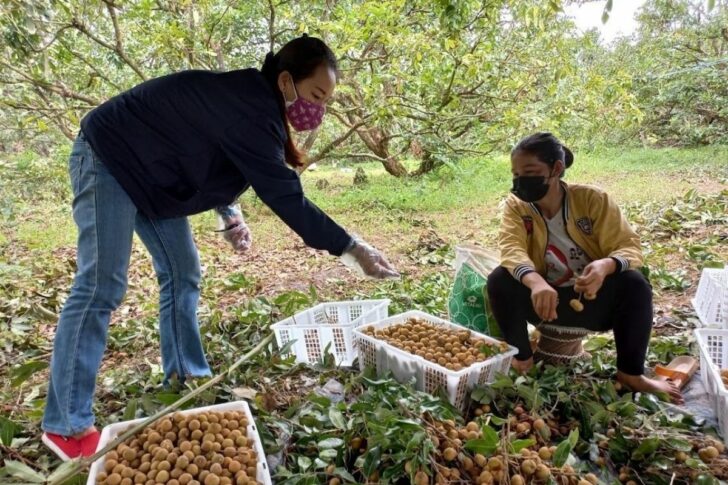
{"left": 261, "top": 34, "right": 338, "bottom": 167}
{"left": 512, "top": 132, "right": 574, "bottom": 177}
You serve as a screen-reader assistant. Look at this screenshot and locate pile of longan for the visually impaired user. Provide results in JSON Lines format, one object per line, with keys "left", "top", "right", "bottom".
{"left": 427, "top": 418, "right": 599, "bottom": 485}
{"left": 95, "top": 411, "right": 261, "bottom": 485}
{"left": 361, "top": 318, "right": 509, "bottom": 371}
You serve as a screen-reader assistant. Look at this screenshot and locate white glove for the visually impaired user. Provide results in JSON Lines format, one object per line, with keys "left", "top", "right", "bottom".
{"left": 218, "top": 207, "right": 252, "bottom": 252}
{"left": 341, "top": 237, "right": 399, "bottom": 279}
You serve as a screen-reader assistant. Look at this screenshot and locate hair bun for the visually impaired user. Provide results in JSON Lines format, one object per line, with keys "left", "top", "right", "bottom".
{"left": 261, "top": 51, "right": 276, "bottom": 72}
{"left": 562, "top": 145, "right": 574, "bottom": 168}
{"left": 301, "top": 33, "right": 309, "bottom": 38}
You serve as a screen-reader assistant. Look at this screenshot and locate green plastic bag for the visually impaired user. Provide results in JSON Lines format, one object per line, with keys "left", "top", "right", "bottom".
{"left": 448, "top": 245, "right": 502, "bottom": 337}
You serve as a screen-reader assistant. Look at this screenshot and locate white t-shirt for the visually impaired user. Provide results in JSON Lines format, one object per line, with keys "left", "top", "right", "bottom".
{"left": 544, "top": 213, "right": 592, "bottom": 287}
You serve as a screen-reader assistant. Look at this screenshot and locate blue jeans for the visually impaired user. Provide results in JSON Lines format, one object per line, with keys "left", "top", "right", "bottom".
{"left": 42, "top": 133, "right": 211, "bottom": 436}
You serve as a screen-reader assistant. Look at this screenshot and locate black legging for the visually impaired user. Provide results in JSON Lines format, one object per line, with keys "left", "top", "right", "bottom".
{"left": 487, "top": 266, "right": 652, "bottom": 376}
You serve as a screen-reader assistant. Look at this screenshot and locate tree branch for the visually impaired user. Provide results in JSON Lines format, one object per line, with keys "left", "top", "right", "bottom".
{"left": 339, "top": 152, "right": 389, "bottom": 162}
{"left": 307, "top": 117, "right": 371, "bottom": 165}
{"left": 58, "top": 38, "right": 123, "bottom": 90}
{"left": 72, "top": 4, "right": 146, "bottom": 81}
{"left": 267, "top": 0, "right": 276, "bottom": 52}
{"left": 0, "top": 62, "right": 101, "bottom": 105}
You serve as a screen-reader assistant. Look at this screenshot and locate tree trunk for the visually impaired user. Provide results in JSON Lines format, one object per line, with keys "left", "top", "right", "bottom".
{"left": 411, "top": 151, "right": 442, "bottom": 176}
{"left": 382, "top": 156, "right": 409, "bottom": 177}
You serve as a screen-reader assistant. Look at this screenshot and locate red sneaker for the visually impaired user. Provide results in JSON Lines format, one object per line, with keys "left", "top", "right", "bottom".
{"left": 42, "top": 430, "right": 101, "bottom": 460}
{"left": 79, "top": 430, "right": 101, "bottom": 457}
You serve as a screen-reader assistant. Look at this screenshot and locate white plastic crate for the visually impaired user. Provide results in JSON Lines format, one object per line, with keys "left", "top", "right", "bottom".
{"left": 692, "top": 267, "right": 728, "bottom": 327}
{"left": 695, "top": 328, "right": 728, "bottom": 444}
{"left": 87, "top": 401, "right": 271, "bottom": 485}
{"left": 353, "top": 310, "right": 517, "bottom": 411}
{"left": 271, "top": 299, "right": 390, "bottom": 366}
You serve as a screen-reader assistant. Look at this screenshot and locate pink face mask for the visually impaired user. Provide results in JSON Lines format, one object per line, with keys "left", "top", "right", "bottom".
{"left": 285, "top": 83, "right": 325, "bottom": 132}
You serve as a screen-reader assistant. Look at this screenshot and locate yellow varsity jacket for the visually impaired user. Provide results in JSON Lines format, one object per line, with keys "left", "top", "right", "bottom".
{"left": 498, "top": 182, "right": 643, "bottom": 281}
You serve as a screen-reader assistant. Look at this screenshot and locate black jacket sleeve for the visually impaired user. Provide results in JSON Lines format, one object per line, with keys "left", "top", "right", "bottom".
{"left": 221, "top": 116, "right": 352, "bottom": 256}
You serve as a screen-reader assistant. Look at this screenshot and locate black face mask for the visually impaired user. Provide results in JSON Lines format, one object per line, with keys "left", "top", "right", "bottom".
{"left": 511, "top": 174, "right": 553, "bottom": 202}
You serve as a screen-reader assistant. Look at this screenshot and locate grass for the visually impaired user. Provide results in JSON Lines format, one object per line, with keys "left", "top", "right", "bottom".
{"left": 3, "top": 144, "right": 726, "bottom": 255}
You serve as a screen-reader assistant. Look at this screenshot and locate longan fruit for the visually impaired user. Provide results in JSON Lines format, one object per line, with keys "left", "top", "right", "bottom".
{"left": 511, "top": 475, "right": 525, "bottom": 485}
{"left": 122, "top": 468, "right": 135, "bottom": 479}
{"left": 97, "top": 472, "right": 109, "bottom": 483}
{"left": 160, "top": 419, "right": 173, "bottom": 432}
{"left": 179, "top": 474, "right": 193, "bottom": 485}
{"left": 106, "top": 473, "right": 123, "bottom": 485}
{"left": 154, "top": 470, "right": 169, "bottom": 483}
{"left": 105, "top": 460, "right": 119, "bottom": 474}
{"left": 210, "top": 463, "right": 223, "bottom": 475}
{"left": 221, "top": 438, "right": 234, "bottom": 449}
{"left": 174, "top": 455, "right": 189, "bottom": 469}
{"left": 165, "top": 431, "right": 177, "bottom": 441}
{"left": 121, "top": 478, "right": 133, "bottom": 485}
{"left": 148, "top": 432, "right": 162, "bottom": 444}
{"left": 201, "top": 441, "right": 214, "bottom": 452}
{"left": 234, "top": 436, "right": 248, "bottom": 447}
{"left": 134, "top": 473, "right": 147, "bottom": 484}
{"left": 211, "top": 453, "right": 225, "bottom": 464}
{"left": 224, "top": 447, "right": 237, "bottom": 458}
{"left": 167, "top": 452, "right": 179, "bottom": 464}
{"left": 168, "top": 481, "right": 180, "bottom": 485}
{"left": 699, "top": 446, "right": 719, "bottom": 462}
{"left": 709, "top": 439, "right": 726, "bottom": 453}
{"left": 122, "top": 448, "right": 137, "bottom": 462}
{"left": 194, "top": 455, "right": 207, "bottom": 468}
{"left": 585, "top": 474, "right": 599, "bottom": 485}
{"left": 570, "top": 299, "right": 584, "bottom": 312}
{"left": 487, "top": 457, "right": 503, "bottom": 471}
{"left": 538, "top": 446, "right": 552, "bottom": 460}
{"left": 204, "top": 474, "right": 220, "bottom": 485}
{"left": 160, "top": 439, "right": 174, "bottom": 451}
{"left": 535, "top": 464, "right": 551, "bottom": 480}
{"left": 186, "top": 464, "right": 199, "bottom": 476}
{"left": 158, "top": 461, "right": 171, "bottom": 472}
{"left": 442, "top": 447, "right": 457, "bottom": 461}
{"left": 521, "top": 460, "right": 537, "bottom": 476}
{"left": 199, "top": 471, "right": 210, "bottom": 483}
